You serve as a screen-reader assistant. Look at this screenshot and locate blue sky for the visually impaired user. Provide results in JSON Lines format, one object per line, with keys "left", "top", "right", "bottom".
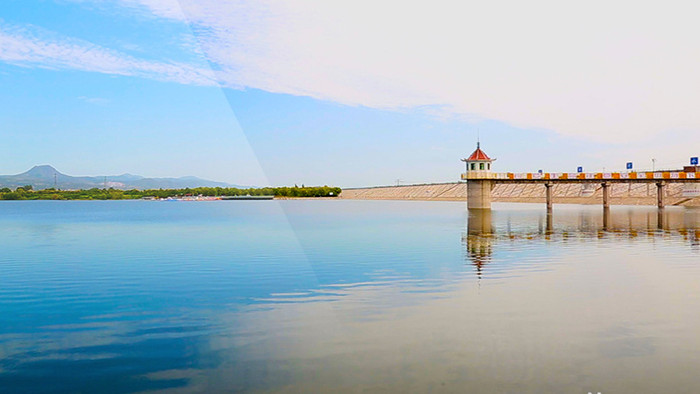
{"left": 1, "top": 0, "right": 699, "bottom": 187}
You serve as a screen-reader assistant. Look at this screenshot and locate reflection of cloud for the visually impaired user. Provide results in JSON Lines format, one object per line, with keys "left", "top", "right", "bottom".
{"left": 598, "top": 326, "right": 656, "bottom": 358}
{"left": 202, "top": 245, "right": 700, "bottom": 392}
{"left": 0, "top": 314, "right": 205, "bottom": 392}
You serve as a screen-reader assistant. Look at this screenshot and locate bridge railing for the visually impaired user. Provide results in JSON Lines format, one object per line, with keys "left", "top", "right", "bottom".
{"left": 461, "top": 171, "right": 700, "bottom": 181}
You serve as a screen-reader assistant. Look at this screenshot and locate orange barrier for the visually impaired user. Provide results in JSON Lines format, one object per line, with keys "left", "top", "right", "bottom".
{"left": 463, "top": 171, "right": 700, "bottom": 180}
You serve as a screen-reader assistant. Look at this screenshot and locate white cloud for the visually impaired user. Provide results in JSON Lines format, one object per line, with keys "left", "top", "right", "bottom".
{"left": 103, "top": 0, "right": 700, "bottom": 143}
{"left": 77, "top": 96, "right": 110, "bottom": 105}
{"left": 0, "top": 23, "right": 215, "bottom": 86}
{"left": 9, "top": 0, "right": 700, "bottom": 143}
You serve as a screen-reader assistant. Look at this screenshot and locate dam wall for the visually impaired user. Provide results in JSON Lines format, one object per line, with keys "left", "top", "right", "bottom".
{"left": 340, "top": 182, "right": 700, "bottom": 206}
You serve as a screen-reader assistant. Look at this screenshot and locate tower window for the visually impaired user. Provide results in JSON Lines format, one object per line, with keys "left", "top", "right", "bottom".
{"left": 471, "top": 163, "right": 476, "bottom": 170}
{"left": 480, "top": 163, "right": 485, "bottom": 170}
{"left": 487, "top": 163, "right": 491, "bottom": 170}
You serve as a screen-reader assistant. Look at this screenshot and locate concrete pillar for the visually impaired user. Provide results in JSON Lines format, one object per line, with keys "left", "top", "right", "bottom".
{"left": 467, "top": 180, "right": 492, "bottom": 210}
{"left": 602, "top": 182, "right": 610, "bottom": 209}
{"left": 656, "top": 182, "right": 665, "bottom": 209}
{"left": 545, "top": 183, "right": 553, "bottom": 211}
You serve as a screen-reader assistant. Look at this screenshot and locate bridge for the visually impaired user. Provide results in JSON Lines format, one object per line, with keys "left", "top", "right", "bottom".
{"left": 461, "top": 144, "right": 700, "bottom": 210}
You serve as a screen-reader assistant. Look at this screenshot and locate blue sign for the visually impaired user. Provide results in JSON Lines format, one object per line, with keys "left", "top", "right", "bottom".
{"left": 626, "top": 162, "right": 633, "bottom": 170}
{"left": 692, "top": 157, "right": 699, "bottom": 165}
{"left": 577, "top": 166, "right": 583, "bottom": 173}
{"left": 538, "top": 169, "right": 543, "bottom": 174}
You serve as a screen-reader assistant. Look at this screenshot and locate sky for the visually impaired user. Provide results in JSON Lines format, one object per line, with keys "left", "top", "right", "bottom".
{"left": 1, "top": 0, "right": 699, "bottom": 187}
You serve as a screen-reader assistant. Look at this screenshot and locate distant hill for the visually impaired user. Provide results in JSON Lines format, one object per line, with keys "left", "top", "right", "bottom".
{"left": 0, "top": 165, "right": 245, "bottom": 190}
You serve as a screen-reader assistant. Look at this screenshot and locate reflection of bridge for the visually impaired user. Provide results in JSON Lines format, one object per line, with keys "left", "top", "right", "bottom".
{"left": 461, "top": 144, "right": 700, "bottom": 210}
{"left": 463, "top": 208, "right": 700, "bottom": 277}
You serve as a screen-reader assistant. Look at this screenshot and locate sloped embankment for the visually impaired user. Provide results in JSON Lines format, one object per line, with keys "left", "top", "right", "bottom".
{"left": 339, "top": 182, "right": 700, "bottom": 206}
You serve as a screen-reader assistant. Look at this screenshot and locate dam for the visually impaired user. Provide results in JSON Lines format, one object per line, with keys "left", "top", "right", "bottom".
{"left": 340, "top": 144, "right": 700, "bottom": 208}
{"left": 339, "top": 181, "right": 700, "bottom": 207}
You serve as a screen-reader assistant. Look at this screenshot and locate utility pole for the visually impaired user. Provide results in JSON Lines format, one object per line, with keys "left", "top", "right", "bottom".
{"left": 54, "top": 173, "right": 57, "bottom": 189}
{"left": 652, "top": 158, "right": 656, "bottom": 172}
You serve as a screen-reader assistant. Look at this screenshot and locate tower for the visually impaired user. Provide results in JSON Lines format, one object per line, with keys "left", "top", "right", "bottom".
{"left": 461, "top": 142, "right": 494, "bottom": 177}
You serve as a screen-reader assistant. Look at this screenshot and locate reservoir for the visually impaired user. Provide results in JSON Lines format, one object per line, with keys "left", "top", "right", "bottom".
{"left": 1, "top": 200, "right": 699, "bottom": 393}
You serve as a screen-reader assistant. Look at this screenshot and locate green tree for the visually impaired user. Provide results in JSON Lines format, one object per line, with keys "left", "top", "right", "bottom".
{"left": 2, "top": 192, "right": 21, "bottom": 200}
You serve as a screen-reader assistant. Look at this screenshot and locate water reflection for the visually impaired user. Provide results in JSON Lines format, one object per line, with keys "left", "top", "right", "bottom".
{"left": 4, "top": 201, "right": 700, "bottom": 392}
{"left": 220, "top": 203, "right": 700, "bottom": 392}
{"left": 465, "top": 210, "right": 493, "bottom": 277}
{"left": 464, "top": 207, "right": 700, "bottom": 275}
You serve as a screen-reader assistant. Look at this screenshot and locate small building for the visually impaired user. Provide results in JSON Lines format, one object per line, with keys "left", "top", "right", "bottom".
{"left": 461, "top": 143, "right": 494, "bottom": 178}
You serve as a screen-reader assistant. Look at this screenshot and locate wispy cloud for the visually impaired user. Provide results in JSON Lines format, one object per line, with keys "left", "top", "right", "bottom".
{"left": 110, "top": 0, "right": 700, "bottom": 143}
{"left": 77, "top": 96, "right": 110, "bottom": 105}
{"left": 0, "top": 22, "right": 215, "bottom": 86}
{"left": 6, "top": 0, "right": 700, "bottom": 144}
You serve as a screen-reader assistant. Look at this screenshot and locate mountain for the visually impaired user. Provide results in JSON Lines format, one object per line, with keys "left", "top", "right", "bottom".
{"left": 0, "top": 165, "right": 245, "bottom": 190}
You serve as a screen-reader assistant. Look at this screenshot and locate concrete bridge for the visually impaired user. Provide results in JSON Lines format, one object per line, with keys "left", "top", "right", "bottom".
{"left": 462, "top": 144, "right": 700, "bottom": 210}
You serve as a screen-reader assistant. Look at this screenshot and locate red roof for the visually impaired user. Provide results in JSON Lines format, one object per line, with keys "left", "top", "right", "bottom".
{"left": 466, "top": 147, "right": 491, "bottom": 161}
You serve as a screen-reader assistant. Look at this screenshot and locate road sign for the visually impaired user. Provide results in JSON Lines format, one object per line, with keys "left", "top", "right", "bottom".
{"left": 577, "top": 166, "right": 583, "bottom": 173}
{"left": 626, "top": 162, "right": 633, "bottom": 170}
{"left": 538, "top": 169, "right": 543, "bottom": 174}
{"left": 692, "top": 157, "right": 699, "bottom": 165}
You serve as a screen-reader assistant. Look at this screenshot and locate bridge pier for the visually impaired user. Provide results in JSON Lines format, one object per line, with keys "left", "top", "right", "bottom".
{"left": 656, "top": 182, "right": 666, "bottom": 209}
{"left": 602, "top": 182, "right": 610, "bottom": 209}
{"left": 467, "top": 180, "right": 492, "bottom": 210}
{"left": 545, "top": 183, "right": 553, "bottom": 211}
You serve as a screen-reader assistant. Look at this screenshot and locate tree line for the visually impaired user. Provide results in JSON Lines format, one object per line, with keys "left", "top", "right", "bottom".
{"left": 0, "top": 185, "right": 342, "bottom": 200}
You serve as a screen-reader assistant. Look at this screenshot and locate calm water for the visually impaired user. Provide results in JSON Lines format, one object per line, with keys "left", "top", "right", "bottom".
{"left": 1, "top": 200, "right": 700, "bottom": 393}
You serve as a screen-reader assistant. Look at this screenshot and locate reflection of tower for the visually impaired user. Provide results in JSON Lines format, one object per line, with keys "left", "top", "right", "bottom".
{"left": 465, "top": 209, "right": 493, "bottom": 278}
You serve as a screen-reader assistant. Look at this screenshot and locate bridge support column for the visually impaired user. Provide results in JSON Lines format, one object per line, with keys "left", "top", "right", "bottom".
{"left": 656, "top": 182, "right": 666, "bottom": 209}
{"left": 602, "top": 182, "right": 610, "bottom": 209}
{"left": 545, "top": 183, "right": 553, "bottom": 211}
{"left": 467, "top": 180, "right": 492, "bottom": 210}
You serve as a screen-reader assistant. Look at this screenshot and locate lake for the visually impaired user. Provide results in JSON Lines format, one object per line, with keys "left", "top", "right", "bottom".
{"left": 1, "top": 200, "right": 699, "bottom": 393}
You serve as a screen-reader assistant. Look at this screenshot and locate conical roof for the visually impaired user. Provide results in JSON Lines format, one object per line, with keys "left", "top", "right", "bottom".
{"left": 466, "top": 145, "right": 491, "bottom": 161}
